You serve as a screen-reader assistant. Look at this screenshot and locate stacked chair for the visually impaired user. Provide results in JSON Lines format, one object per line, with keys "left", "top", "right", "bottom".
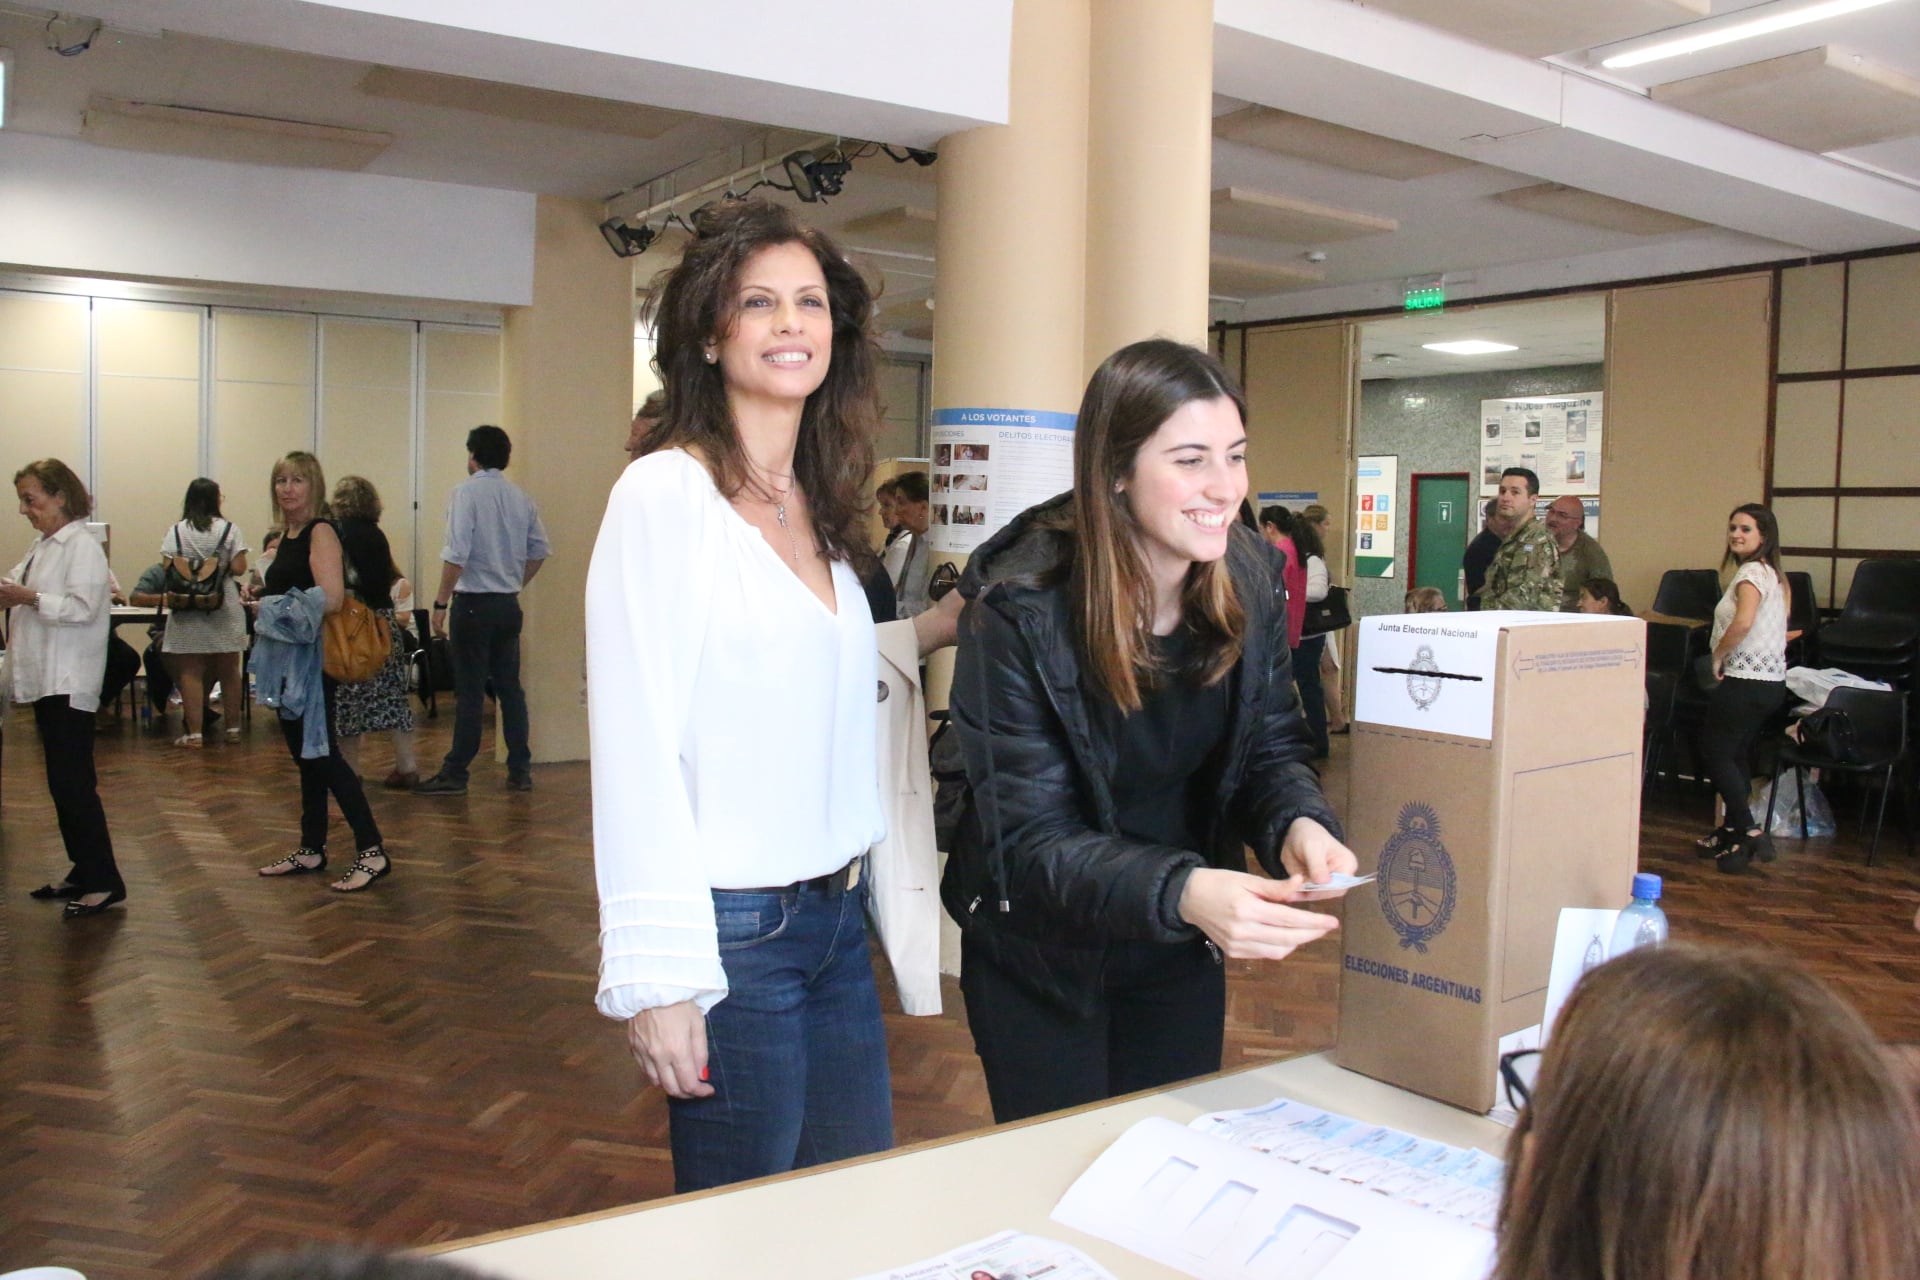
{"left": 1816, "top": 560, "right": 1920, "bottom": 691}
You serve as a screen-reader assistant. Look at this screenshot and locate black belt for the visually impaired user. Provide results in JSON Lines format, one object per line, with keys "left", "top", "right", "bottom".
{"left": 724, "top": 856, "right": 864, "bottom": 896}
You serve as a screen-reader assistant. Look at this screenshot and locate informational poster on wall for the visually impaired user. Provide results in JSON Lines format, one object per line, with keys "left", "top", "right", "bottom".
{"left": 1355, "top": 455, "right": 1397, "bottom": 579}
{"left": 1479, "top": 393, "right": 1602, "bottom": 497}
{"left": 928, "top": 407, "right": 1076, "bottom": 554}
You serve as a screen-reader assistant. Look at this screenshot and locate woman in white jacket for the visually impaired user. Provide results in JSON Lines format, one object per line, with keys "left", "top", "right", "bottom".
{"left": 586, "top": 199, "right": 895, "bottom": 1194}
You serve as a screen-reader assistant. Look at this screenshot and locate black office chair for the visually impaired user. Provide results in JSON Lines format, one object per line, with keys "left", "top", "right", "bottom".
{"left": 408, "top": 607, "right": 439, "bottom": 717}
{"left": 1763, "top": 685, "right": 1912, "bottom": 865}
{"left": 1642, "top": 621, "right": 1693, "bottom": 785}
{"left": 1784, "top": 570, "right": 1819, "bottom": 668}
{"left": 1818, "top": 559, "right": 1920, "bottom": 690}
{"left": 1651, "top": 569, "right": 1722, "bottom": 621}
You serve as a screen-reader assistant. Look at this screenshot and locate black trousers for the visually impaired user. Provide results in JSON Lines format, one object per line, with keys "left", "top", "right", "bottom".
{"left": 1699, "top": 676, "right": 1785, "bottom": 830}
{"left": 441, "top": 592, "right": 529, "bottom": 780}
{"left": 960, "top": 932, "right": 1225, "bottom": 1124}
{"left": 34, "top": 695, "right": 122, "bottom": 894}
{"left": 278, "top": 679, "right": 383, "bottom": 852}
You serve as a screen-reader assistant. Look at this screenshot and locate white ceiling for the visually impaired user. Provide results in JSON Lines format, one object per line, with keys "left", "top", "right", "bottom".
{"left": 2, "top": 0, "right": 1918, "bottom": 343}
{"left": 1357, "top": 296, "right": 1608, "bottom": 380}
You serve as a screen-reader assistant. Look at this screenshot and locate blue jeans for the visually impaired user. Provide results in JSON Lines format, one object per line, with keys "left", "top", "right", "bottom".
{"left": 669, "top": 873, "right": 894, "bottom": 1194}
{"left": 441, "top": 592, "right": 529, "bottom": 780}
{"left": 1293, "top": 634, "right": 1330, "bottom": 758}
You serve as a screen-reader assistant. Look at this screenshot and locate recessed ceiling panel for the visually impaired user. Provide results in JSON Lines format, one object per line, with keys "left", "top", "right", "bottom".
{"left": 841, "top": 205, "right": 938, "bottom": 254}
{"left": 1209, "top": 255, "right": 1326, "bottom": 298}
{"left": 359, "top": 65, "right": 690, "bottom": 139}
{"left": 1212, "top": 106, "right": 1475, "bottom": 180}
{"left": 1211, "top": 187, "right": 1398, "bottom": 244}
{"left": 1651, "top": 46, "right": 1920, "bottom": 154}
{"left": 1492, "top": 182, "right": 1708, "bottom": 235}
{"left": 1360, "top": 0, "right": 1710, "bottom": 58}
{"left": 80, "top": 96, "right": 392, "bottom": 170}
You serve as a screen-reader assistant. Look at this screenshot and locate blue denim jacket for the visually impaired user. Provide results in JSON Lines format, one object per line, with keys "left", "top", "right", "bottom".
{"left": 252, "top": 587, "right": 329, "bottom": 758}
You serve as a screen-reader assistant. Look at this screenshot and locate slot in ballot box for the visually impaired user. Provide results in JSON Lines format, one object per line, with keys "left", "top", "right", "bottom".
{"left": 1336, "top": 612, "right": 1645, "bottom": 1112}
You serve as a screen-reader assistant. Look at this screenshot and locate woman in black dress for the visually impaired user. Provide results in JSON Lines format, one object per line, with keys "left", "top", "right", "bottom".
{"left": 253, "top": 451, "right": 392, "bottom": 892}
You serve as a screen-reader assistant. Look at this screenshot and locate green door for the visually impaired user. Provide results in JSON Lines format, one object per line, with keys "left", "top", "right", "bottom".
{"left": 1412, "top": 474, "right": 1471, "bottom": 610}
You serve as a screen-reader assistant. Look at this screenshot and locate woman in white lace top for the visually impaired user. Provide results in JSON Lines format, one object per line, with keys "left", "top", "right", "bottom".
{"left": 1696, "top": 503, "right": 1788, "bottom": 873}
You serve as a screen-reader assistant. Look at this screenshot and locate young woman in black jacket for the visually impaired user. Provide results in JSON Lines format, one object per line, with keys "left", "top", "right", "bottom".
{"left": 943, "top": 339, "right": 1358, "bottom": 1123}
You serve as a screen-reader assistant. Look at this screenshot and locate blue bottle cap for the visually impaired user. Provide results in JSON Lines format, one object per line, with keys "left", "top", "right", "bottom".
{"left": 1632, "top": 872, "right": 1662, "bottom": 900}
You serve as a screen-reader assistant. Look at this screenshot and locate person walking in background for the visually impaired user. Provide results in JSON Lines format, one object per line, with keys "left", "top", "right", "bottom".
{"left": 1544, "top": 494, "right": 1612, "bottom": 612}
{"left": 328, "top": 476, "right": 419, "bottom": 790}
{"left": 1289, "top": 510, "right": 1333, "bottom": 758}
{"left": 627, "top": 389, "right": 666, "bottom": 464}
{"left": 889, "top": 470, "right": 933, "bottom": 618}
{"left": 1479, "top": 467, "right": 1560, "bottom": 611}
{"left": 5, "top": 459, "right": 125, "bottom": 917}
{"left": 414, "top": 425, "right": 550, "bottom": 796}
{"left": 1462, "top": 497, "right": 1510, "bottom": 610}
{"left": 1694, "top": 503, "right": 1789, "bottom": 874}
{"left": 1301, "top": 503, "right": 1349, "bottom": 735}
{"left": 158, "top": 477, "right": 250, "bottom": 748}
{"left": 252, "top": 451, "right": 392, "bottom": 894}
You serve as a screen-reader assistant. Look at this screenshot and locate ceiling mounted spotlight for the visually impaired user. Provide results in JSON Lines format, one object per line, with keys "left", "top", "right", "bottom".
{"left": 783, "top": 149, "right": 852, "bottom": 203}
{"left": 599, "top": 217, "right": 657, "bottom": 259}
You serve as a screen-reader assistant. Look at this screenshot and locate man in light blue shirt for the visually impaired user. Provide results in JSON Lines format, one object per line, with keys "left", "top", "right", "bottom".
{"left": 415, "top": 425, "right": 551, "bottom": 795}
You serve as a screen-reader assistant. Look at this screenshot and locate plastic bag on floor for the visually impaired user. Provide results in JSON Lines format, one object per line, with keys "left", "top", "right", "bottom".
{"left": 1750, "top": 772, "right": 1837, "bottom": 838}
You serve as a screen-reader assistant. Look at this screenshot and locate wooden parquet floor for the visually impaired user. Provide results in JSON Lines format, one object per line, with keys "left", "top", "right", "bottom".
{"left": 2, "top": 708, "right": 1917, "bottom": 1278}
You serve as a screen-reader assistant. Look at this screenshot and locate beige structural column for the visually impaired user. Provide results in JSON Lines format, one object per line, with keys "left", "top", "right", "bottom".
{"left": 927, "top": 0, "right": 1092, "bottom": 713}
{"left": 932, "top": 0, "right": 1091, "bottom": 421}
{"left": 1083, "top": 0, "right": 1214, "bottom": 369}
{"left": 501, "top": 195, "right": 634, "bottom": 764}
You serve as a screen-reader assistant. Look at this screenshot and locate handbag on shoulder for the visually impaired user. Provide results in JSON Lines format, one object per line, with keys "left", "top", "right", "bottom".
{"left": 321, "top": 554, "right": 390, "bottom": 683}
{"left": 1301, "top": 584, "right": 1351, "bottom": 637}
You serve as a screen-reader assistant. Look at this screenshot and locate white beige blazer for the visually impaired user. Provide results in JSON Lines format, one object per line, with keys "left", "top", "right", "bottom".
{"left": 870, "top": 619, "right": 942, "bottom": 1015}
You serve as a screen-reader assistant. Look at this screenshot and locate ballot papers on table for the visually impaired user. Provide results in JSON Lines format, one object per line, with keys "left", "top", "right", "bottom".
{"left": 852, "top": 1230, "right": 1118, "bottom": 1280}
{"left": 1051, "top": 1099, "right": 1499, "bottom": 1280}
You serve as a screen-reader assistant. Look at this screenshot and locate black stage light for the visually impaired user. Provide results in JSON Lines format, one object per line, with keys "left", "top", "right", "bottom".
{"left": 783, "top": 149, "right": 853, "bottom": 203}
{"left": 600, "top": 218, "right": 657, "bottom": 259}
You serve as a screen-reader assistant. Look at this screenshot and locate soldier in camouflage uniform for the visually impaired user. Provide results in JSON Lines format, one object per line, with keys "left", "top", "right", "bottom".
{"left": 1481, "top": 467, "right": 1561, "bottom": 612}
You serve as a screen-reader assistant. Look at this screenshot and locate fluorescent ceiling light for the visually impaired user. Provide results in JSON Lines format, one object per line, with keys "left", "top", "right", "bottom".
{"left": 1422, "top": 340, "right": 1519, "bottom": 355}
{"left": 1601, "top": 0, "right": 1903, "bottom": 69}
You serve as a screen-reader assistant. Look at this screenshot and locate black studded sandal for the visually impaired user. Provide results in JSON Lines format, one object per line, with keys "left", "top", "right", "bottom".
{"left": 1715, "top": 828, "right": 1772, "bottom": 875}
{"left": 1694, "top": 826, "right": 1735, "bottom": 859}
{"left": 330, "top": 846, "right": 391, "bottom": 894}
{"left": 258, "top": 848, "right": 327, "bottom": 877}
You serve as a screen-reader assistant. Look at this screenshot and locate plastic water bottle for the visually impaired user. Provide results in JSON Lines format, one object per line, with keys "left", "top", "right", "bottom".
{"left": 1610, "top": 873, "right": 1669, "bottom": 956}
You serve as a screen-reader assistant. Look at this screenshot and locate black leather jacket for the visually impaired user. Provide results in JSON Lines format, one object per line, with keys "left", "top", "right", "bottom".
{"left": 939, "top": 493, "right": 1343, "bottom": 1017}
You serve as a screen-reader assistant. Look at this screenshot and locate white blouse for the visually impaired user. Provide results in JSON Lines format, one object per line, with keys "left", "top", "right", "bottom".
{"left": 6, "top": 520, "right": 111, "bottom": 712}
{"left": 586, "top": 449, "right": 885, "bottom": 1020}
{"left": 1712, "top": 560, "right": 1787, "bottom": 682}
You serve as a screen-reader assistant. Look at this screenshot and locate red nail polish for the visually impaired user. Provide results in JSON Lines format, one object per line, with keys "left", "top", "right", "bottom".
{"left": 699, "top": 1066, "right": 709, "bottom": 1082}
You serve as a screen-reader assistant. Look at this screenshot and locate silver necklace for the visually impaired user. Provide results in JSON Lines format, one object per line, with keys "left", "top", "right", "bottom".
{"left": 758, "top": 469, "right": 804, "bottom": 564}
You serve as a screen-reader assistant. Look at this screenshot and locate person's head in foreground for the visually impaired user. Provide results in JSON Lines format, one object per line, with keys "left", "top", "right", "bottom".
{"left": 1493, "top": 945, "right": 1920, "bottom": 1280}
{"left": 203, "top": 1246, "right": 494, "bottom": 1280}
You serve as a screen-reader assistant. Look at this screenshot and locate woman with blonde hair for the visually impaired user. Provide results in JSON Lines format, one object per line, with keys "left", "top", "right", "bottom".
{"left": 1494, "top": 945, "right": 1920, "bottom": 1280}
{"left": 253, "top": 451, "right": 391, "bottom": 892}
{"left": 327, "top": 476, "right": 419, "bottom": 788}
{"left": 943, "top": 339, "right": 1356, "bottom": 1123}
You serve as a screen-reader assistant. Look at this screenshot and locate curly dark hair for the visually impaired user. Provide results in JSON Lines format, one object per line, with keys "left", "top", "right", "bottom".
{"left": 638, "top": 198, "right": 879, "bottom": 568}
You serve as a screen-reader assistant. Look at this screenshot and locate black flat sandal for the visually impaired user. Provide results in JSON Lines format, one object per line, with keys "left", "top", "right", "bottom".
{"left": 258, "top": 848, "right": 327, "bottom": 877}
{"left": 330, "top": 847, "right": 391, "bottom": 894}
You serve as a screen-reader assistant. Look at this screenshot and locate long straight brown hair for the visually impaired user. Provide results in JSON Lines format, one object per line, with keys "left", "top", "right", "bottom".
{"left": 1072, "top": 339, "right": 1248, "bottom": 713}
{"left": 1494, "top": 946, "right": 1920, "bottom": 1280}
{"left": 638, "top": 198, "right": 879, "bottom": 568}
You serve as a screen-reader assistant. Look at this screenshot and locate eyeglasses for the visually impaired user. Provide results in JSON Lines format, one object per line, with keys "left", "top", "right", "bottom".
{"left": 1500, "top": 1048, "right": 1542, "bottom": 1112}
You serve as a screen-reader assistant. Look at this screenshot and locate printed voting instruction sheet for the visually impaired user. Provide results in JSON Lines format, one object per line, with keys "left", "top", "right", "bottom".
{"left": 1052, "top": 1100, "right": 1500, "bottom": 1280}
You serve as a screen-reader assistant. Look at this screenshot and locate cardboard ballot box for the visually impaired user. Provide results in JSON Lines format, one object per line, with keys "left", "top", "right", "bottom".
{"left": 1335, "top": 612, "right": 1645, "bottom": 1112}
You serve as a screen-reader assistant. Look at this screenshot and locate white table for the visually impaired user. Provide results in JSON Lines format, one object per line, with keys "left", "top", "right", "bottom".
{"left": 438, "top": 1053, "right": 1506, "bottom": 1280}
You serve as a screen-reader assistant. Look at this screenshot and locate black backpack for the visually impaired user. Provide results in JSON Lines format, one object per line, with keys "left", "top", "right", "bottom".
{"left": 163, "top": 521, "right": 233, "bottom": 612}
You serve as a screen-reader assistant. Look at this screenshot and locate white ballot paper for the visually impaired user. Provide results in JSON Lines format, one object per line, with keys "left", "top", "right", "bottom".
{"left": 851, "top": 1229, "right": 1119, "bottom": 1280}
{"left": 1053, "top": 1113, "right": 1496, "bottom": 1280}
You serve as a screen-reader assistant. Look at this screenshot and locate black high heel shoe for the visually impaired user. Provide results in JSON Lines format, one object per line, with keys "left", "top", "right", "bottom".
{"left": 63, "top": 887, "right": 127, "bottom": 919}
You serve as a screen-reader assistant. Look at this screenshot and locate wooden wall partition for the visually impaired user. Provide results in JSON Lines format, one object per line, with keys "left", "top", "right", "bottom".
{"left": 1602, "top": 273, "right": 1772, "bottom": 613}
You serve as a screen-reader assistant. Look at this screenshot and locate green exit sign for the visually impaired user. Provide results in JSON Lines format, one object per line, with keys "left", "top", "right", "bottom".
{"left": 1405, "top": 284, "right": 1445, "bottom": 311}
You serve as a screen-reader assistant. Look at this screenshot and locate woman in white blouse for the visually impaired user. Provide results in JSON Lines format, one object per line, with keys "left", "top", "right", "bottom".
{"left": 586, "top": 199, "right": 891, "bottom": 1193}
{"left": 2, "top": 459, "right": 125, "bottom": 917}
{"left": 1696, "top": 502, "right": 1789, "bottom": 874}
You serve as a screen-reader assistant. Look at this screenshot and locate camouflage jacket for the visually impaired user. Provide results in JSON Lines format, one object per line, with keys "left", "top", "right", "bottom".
{"left": 1482, "top": 516, "right": 1561, "bottom": 612}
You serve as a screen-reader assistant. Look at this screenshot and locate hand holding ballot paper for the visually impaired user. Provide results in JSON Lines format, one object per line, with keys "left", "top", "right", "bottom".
{"left": 1178, "top": 819, "right": 1360, "bottom": 961}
